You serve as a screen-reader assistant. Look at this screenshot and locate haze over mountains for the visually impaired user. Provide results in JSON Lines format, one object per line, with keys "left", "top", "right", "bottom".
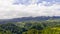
{"left": 0, "top": 16, "right": 60, "bottom": 24}
{"left": 0, "top": 0, "right": 60, "bottom": 34}
{"left": 0, "top": 0, "right": 60, "bottom": 24}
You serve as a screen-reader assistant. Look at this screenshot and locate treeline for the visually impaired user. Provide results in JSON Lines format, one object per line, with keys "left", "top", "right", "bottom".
{"left": 0, "top": 20, "right": 60, "bottom": 34}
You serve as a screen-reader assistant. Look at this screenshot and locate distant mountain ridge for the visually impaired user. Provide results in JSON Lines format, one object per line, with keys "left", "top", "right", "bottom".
{"left": 0, "top": 16, "right": 60, "bottom": 24}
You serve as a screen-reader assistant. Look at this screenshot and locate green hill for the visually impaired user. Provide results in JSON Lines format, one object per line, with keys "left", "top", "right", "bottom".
{"left": 0, "top": 19, "right": 60, "bottom": 34}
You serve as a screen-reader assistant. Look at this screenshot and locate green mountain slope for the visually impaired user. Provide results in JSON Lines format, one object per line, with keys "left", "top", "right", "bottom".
{"left": 0, "top": 19, "right": 60, "bottom": 34}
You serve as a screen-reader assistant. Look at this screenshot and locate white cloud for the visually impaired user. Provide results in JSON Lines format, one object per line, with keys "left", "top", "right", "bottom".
{"left": 0, "top": 0, "right": 60, "bottom": 19}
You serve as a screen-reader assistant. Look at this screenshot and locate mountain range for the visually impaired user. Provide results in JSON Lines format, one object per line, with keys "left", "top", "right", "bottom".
{"left": 0, "top": 16, "right": 60, "bottom": 24}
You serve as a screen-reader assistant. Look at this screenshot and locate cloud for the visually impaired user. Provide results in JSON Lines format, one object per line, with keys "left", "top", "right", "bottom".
{"left": 0, "top": 0, "right": 60, "bottom": 19}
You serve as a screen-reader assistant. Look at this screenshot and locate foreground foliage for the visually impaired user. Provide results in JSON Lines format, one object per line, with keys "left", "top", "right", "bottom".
{"left": 0, "top": 20, "right": 60, "bottom": 34}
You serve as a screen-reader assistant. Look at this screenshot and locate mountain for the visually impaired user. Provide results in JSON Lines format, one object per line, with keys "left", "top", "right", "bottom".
{"left": 0, "top": 16, "right": 60, "bottom": 24}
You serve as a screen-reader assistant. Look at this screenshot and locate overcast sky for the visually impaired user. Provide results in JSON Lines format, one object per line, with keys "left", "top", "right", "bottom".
{"left": 0, "top": 0, "right": 60, "bottom": 19}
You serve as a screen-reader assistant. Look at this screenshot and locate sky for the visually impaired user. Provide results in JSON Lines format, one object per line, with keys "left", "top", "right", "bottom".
{"left": 0, "top": 0, "right": 60, "bottom": 19}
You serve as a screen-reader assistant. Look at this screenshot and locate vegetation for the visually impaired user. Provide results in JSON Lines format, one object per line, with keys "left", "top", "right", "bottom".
{"left": 0, "top": 19, "right": 60, "bottom": 34}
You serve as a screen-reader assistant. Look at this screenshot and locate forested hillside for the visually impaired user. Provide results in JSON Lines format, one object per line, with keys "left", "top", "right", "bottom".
{"left": 0, "top": 19, "right": 60, "bottom": 34}
{"left": 0, "top": 16, "right": 60, "bottom": 24}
